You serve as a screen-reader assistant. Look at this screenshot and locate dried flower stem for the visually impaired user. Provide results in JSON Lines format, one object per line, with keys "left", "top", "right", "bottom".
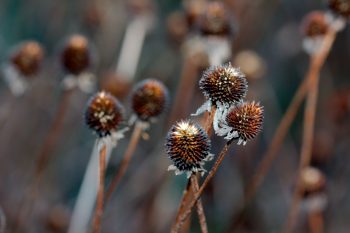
{"left": 105, "top": 122, "right": 143, "bottom": 202}
{"left": 308, "top": 210, "right": 324, "bottom": 233}
{"left": 172, "top": 142, "right": 231, "bottom": 233}
{"left": 283, "top": 28, "right": 337, "bottom": 233}
{"left": 92, "top": 143, "right": 107, "bottom": 233}
{"left": 12, "top": 89, "right": 73, "bottom": 232}
{"left": 191, "top": 175, "right": 208, "bottom": 233}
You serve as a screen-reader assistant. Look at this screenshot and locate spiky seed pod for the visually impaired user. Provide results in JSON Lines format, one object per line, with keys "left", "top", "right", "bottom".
{"left": 11, "top": 41, "right": 44, "bottom": 77}
{"left": 85, "top": 91, "right": 123, "bottom": 137}
{"left": 131, "top": 79, "right": 168, "bottom": 121}
{"left": 300, "top": 167, "right": 326, "bottom": 197}
{"left": 226, "top": 101, "right": 263, "bottom": 144}
{"left": 61, "top": 35, "right": 90, "bottom": 75}
{"left": 328, "top": 0, "right": 350, "bottom": 20}
{"left": 199, "top": 1, "right": 231, "bottom": 37}
{"left": 199, "top": 64, "right": 248, "bottom": 106}
{"left": 302, "top": 11, "right": 329, "bottom": 38}
{"left": 166, "top": 121, "right": 212, "bottom": 176}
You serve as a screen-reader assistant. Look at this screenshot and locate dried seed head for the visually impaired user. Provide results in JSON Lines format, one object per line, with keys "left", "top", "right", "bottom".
{"left": 300, "top": 167, "right": 326, "bottom": 196}
{"left": 85, "top": 91, "right": 123, "bottom": 137}
{"left": 61, "top": 35, "right": 90, "bottom": 75}
{"left": 302, "top": 11, "right": 329, "bottom": 38}
{"left": 166, "top": 121, "right": 212, "bottom": 176}
{"left": 100, "top": 72, "right": 131, "bottom": 100}
{"left": 328, "top": 0, "right": 350, "bottom": 19}
{"left": 226, "top": 101, "right": 263, "bottom": 143}
{"left": 131, "top": 79, "right": 169, "bottom": 121}
{"left": 183, "top": 0, "right": 207, "bottom": 27}
{"left": 11, "top": 41, "right": 44, "bottom": 77}
{"left": 199, "top": 1, "right": 231, "bottom": 37}
{"left": 199, "top": 64, "right": 248, "bottom": 106}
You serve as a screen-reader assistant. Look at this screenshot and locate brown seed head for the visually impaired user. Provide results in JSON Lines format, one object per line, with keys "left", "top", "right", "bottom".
{"left": 11, "top": 41, "right": 44, "bottom": 77}
{"left": 302, "top": 11, "right": 329, "bottom": 38}
{"left": 131, "top": 79, "right": 168, "bottom": 121}
{"left": 226, "top": 101, "right": 263, "bottom": 142}
{"left": 199, "top": 64, "right": 248, "bottom": 105}
{"left": 85, "top": 91, "right": 124, "bottom": 137}
{"left": 300, "top": 167, "right": 326, "bottom": 197}
{"left": 62, "top": 35, "right": 90, "bottom": 75}
{"left": 183, "top": 0, "right": 207, "bottom": 27}
{"left": 328, "top": 0, "right": 350, "bottom": 19}
{"left": 166, "top": 121, "right": 211, "bottom": 173}
{"left": 199, "top": 1, "right": 231, "bottom": 37}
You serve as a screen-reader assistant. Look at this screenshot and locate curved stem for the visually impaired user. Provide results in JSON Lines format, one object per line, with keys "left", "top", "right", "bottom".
{"left": 172, "top": 142, "right": 231, "bottom": 233}
{"left": 191, "top": 175, "right": 208, "bottom": 233}
{"left": 283, "top": 28, "right": 337, "bottom": 233}
{"left": 105, "top": 122, "right": 143, "bottom": 202}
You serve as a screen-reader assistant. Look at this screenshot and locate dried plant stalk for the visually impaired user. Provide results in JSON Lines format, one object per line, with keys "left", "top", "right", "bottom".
{"left": 172, "top": 142, "right": 231, "bottom": 233}
{"left": 283, "top": 27, "right": 337, "bottom": 233}
{"left": 105, "top": 122, "right": 143, "bottom": 202}
{"left": 92, "top": 143, "right": 107, "bottom": 233}
{"left": 191, "top": 175, "right": 208, "bottom": 233}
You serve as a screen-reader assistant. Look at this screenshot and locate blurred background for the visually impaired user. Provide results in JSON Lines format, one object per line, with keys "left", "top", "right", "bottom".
{"left": 0, "top": 0, "right": 349, "bottom": 232}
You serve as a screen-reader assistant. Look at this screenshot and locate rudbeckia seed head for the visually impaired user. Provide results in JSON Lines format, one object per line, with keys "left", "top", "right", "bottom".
{"left": 302, "top": 11, "right": 329, "bottom": 38}
{"left": 199, "top": 64, "right": 248, "bottom": 106}
{"left": 328, "top": 0, "right": 350, "bottom": 20}
{"left": 131, "top": 79, "right": 169, "bottom": 121}
{"left": 300, "top": 167, "right": 326, "bottom": 197}
{"left": 85, "top": 91, "right": 124, "bottom": 137}
{"left": 166, "top": 121, "right": 212, "bottom": 176}
{"left": 199, "top": 1, "right": 232, "bottom": 37}
{"left": 11, "top": 41, "right": 44, "bottom": 77}
{"left": 61, "top": 35, "right": 90, "bottom": 75}
{"left": 226, "top": 101, "right": 263, "bottom": 143}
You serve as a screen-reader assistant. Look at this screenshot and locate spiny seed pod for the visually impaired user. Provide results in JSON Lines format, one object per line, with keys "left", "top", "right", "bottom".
{"left": 61, "top": 35, "right": 90, "bottom": 75}
{"left": 85, "top": 91, "right": 123, "bottom": 137}
{"left": 131, "top": 79, "right": 168, "bottom": 121}
{"left": 226, "top": 101, "right": 263, "bottom": 144}
{"left": 300, "top": 167, "right": 326, "bottom": 197}
{"left": 302, "top": 11, "right": 329, "bottom": 38}
{"left": 199, "top": 64, "right": 248, "bottom": 106}
{"left": 11, "top": 41, "right": 44, "bottom": 77}
{"left": 166, "top": 121, "right": 212, "bottom": 176}
{"left": 328, "top": 0, "right": 350, "bottom": 20}
{"left": 199, "top": 1, "right": 231, "bottom": 37}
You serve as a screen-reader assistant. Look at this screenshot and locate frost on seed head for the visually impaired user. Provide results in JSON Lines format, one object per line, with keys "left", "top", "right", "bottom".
{"left": 85, "top": 91, "right": 124, "bottom": 138}
{"left": 165, "top": 120, "right": 213, "bottom": 178}
{"left": 213, "top": 101, "right": 264, "bottom": 145}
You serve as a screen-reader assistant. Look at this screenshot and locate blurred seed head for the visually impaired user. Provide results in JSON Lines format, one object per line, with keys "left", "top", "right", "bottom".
{"left": 131, "top": 79, "right": 169, "bottom": 121}
{"left": 301, "top": 11, "right": 329, "bottom": 38}
{"left": 11, "top": 41, "right": 44, "bottom": 77}
{"left": 233, "top": 50, "right": 266, "bottom": 81}
{"left": 183, "top": 0, "right": 207, "bottom": 28}
{"left": 328, "top": 0, "right": 350, "bottom": 20}
{"left": 167, "top": 11, "right": 189, "bottom": 44}
{"left": 166, "top": 121, "right": 211, "bottom": 175}
{"left": 100, "top": 72, "right": 132, "bottom": 100}
{"left": 199, "top": 1, "right": 232, "bottom": 37}
{"left": 226, "top": 101, "right": 264, "bottom": 143}
{"left": 85, "top": 91, "right": 124, "bottom": 137}
{"left": 46, "top": 205, "right": 70, "bottom": 233}
{"left": 61, "top": 35, "right": 90, "bottom": 75}
{"left": 300, "top": 167, "right": 326, "bottom": 197}
{"left": 199, "top": 64, "right": 248, "bottom": 106}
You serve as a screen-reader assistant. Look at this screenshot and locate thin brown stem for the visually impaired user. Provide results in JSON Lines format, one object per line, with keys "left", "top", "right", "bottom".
{"left": 92, "top": 143, "right": 107, "bottom": 233}
{"left": 172, "top": 142, "right": 231, "bottom": 233}
{"left": 105, "top": 123, "right": 143, "bottom": 202}
{"left": 283, "top": 28, "right": 337, "bottom": 233}
{"left": 308, "top": 210, "right": 324, "bottom": 233}
{"left": 191, "top": 175, "right": 208, "bottom": 233}
{"left": 12, "top": 89, "right": 73, "bottom": 233}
